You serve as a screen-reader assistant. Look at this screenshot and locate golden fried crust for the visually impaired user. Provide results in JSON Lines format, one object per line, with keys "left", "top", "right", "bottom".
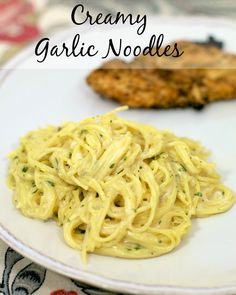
{"left": 87, "top": 42, "right": 236, "bottom": 108}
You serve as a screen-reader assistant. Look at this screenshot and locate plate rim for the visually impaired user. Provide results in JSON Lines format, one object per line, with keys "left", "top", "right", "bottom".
{"left": 1, "top": 223, "right": 236, "bottom": 295}
{"left": 1, "top": 15, "right": 236, "bottom": 295}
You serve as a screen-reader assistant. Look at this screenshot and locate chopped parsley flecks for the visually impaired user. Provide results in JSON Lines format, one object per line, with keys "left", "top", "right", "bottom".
{"left": 134, "top": 244, "right": 143, "bottom": 250}
{"left": 110, "top": 163, "right": 115, "bottom": 169}
{"left": 178, "top": 164, "right": 187, "bottom": 172}
{"left": 117, "top": 169, "right": 124, "bottom": 174}
{"left": 80, "top": 129, "right": 86, "bottom": 135}
{"left": 126, "top": 243, "right": 143, "bottom": 251}
{"left": 152, "top": 152, "right": 165, "bottom": 160}
{"left": 194, "top": 192, "right": 203, "bottom": 197}
{"left": 47, "top": 180, "right": 55, "bottom": 187}
{"left": 55, "top": 158, "right": 59, "bottom": 167}
{"left": 22, "top": 166, "right": 28, "bottom": 173}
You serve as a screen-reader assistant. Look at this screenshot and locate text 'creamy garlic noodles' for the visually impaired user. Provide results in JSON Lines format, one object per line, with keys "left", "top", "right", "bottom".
{"left": 8, "top": 107, "right": 235, "bottom": 262}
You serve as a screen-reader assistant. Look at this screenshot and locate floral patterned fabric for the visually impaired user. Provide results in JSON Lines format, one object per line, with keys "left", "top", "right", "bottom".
{"left": 0, "top": 0, "right": 235, "bottom": 65}
{"left": 0, "top": 241, "right": 118, "bottom": 294}
{"left": 0, "top": 1, "right": 235, "bottom": 294}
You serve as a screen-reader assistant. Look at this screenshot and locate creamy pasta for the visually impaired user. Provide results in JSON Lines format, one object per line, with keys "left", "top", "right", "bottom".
{"left": 8, "top": 108, "right": 235, "bottom": 261}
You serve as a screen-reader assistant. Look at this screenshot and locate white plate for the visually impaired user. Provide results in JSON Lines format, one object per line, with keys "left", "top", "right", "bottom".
{"left": 0, "top": 17, "right": 236, "bottom": 295}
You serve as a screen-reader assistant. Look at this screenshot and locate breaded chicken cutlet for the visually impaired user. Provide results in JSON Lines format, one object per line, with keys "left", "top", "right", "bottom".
{"left": 87, "top": 40, "right": 236, "bottom": 109}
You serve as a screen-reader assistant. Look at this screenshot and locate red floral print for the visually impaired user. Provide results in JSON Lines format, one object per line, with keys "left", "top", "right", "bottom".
{"left": 0, "top": 0, "right": 40, "bottom": 43}
{"left": 50, "top": 289, "right": 78, "bottom": 295}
